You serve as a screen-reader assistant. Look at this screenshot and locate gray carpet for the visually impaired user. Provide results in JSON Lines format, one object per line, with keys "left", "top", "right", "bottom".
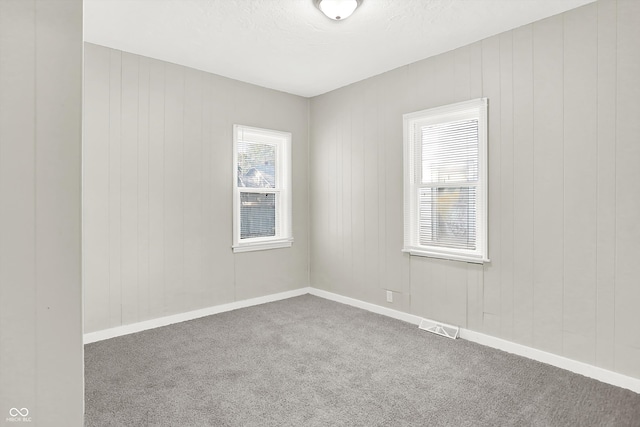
{"left": 84, "top": 295, "right": 640, "bottom": 426}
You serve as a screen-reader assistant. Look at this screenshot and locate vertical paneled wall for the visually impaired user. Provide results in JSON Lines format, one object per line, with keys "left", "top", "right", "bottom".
{"left": 0, "top": 0, "right": 83, "bottom": 425}
{"left": 83, "top": 43, "right": 309, "bottom": 333}
{"left": 309, "top": 0, "right": 640, "bottom": 379}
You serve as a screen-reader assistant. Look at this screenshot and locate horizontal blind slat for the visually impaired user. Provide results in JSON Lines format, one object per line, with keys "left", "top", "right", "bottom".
{"left": 418, "top": 187, "right": 477, "bottom": 250}
{"left": 421, "top": 118, "right": 479, "bottom": 185}
{"left": 240, "top": 192, "right": 277, "bottom": 239}
{"left": 417, "top": 117, "right": 479, "bottom": 250}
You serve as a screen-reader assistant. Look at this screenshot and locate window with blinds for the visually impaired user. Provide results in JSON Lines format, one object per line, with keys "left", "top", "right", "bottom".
{"left": 233, "top": 125, "right": 292, "bottom": 253}
{"left": 403, "top": 99, "right": 488, "bottom": 263}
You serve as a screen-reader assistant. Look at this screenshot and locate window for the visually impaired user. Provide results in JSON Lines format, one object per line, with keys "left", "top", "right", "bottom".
{"left": 233, "top": 125, "right": 292, "bottom": 253}
{"left": 402, "top": 98, "right": 488, "bottom": 263}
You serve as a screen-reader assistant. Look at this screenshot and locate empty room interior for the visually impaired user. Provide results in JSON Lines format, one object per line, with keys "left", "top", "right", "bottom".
{"left": 1, "top": 0, "right": 640, "bottom": 425}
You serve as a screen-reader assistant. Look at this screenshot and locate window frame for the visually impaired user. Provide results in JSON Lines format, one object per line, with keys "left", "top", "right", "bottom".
{"left": 232, "top": 124, "right": 293, "bottom": 253}
{"left": 402, "top": 98, "right": 489, "bottom": 264}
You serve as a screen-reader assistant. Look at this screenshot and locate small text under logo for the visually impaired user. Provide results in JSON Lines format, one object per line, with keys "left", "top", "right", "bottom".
{"left": 6, "top": 408, "right": 31, "bottom": 423}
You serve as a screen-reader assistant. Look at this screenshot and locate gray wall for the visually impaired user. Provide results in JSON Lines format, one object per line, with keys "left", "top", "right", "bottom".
{"left": 83, "top": 43, "right": 309, "bottom": 333}
{"left": 309, "top": 0, "right": 640, "bottom": 379}
{"left": 0, "top": 0, "right": 83, "bottom": 425}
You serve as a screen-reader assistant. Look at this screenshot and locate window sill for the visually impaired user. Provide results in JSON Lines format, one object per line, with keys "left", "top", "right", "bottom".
{"left": 402, "top": 248, "right": 489, "bottom": 264}
{"left": 233, "top": 238, "right": 293, "bottom": 253}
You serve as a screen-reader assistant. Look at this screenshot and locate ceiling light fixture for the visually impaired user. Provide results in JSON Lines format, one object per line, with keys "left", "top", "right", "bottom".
{"left": 314, "top": 0, "right": 362, "bottom": 21}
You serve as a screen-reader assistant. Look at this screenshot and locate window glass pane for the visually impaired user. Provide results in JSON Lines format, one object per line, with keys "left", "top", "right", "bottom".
{"left": 237, "top": 142, "right": 276, "bottom": 188}
{"left": 240, "top": 192, "right": 276, "bottom": 239}
{"left": 421, "top": 119, "right": 478, "bottom": 184}
{"left": 419, "top": 187, "right": 476, "bottom": 250}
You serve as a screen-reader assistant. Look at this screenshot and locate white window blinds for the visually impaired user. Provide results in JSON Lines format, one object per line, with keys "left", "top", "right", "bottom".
{"left": 403, "top": 99, "right": 488, "bottom": 263}
{"left": 237, "top": 141, "right": 277, "bottom": 239}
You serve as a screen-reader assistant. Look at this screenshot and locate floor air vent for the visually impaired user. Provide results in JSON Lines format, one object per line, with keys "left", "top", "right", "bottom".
{"left": 418, "top": 318, "right": 459, "bottom": 339}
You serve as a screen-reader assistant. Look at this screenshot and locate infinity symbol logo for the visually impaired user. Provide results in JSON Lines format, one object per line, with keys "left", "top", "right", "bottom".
{"left": 9, "top": 408, "right": 29, "bottom": 417}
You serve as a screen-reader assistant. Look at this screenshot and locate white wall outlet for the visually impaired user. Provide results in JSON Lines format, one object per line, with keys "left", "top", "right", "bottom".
{"left": 386, "top": 290, "right": 393, "bottom": 303}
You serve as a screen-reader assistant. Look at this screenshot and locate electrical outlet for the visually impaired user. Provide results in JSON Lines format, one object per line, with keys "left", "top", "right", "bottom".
{"left": 386, "top": 290, "right": 393, "bottom": 303}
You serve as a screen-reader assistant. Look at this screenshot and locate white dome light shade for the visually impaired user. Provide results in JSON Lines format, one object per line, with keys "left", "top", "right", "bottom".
{"left": 316, "top": 0, "right": 360, "bottom": 21}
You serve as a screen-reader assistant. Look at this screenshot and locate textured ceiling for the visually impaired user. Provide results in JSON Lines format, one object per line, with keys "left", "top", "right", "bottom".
{"left": 84, "top": 0, "right": 595, "bottom": 97}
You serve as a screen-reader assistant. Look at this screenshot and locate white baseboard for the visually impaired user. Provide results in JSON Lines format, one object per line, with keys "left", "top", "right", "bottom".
{"left": 83, "top": 285, "right": 640, "bottom": 394}
{"left": 308, "top": 287, "right": 423, "bottom": 325}
{"left": 459, "top": 329, "right": 640, "bottom": 394}
{"left": 309, "top": 287, "right": 640, "bottom": 395}
{"left": 83, "top": 287, "right": 311, "bottom": 344}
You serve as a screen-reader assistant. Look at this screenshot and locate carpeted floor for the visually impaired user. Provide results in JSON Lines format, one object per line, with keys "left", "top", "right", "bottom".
{"left": 84, "top": 295, "right": 640, "bottom": 426}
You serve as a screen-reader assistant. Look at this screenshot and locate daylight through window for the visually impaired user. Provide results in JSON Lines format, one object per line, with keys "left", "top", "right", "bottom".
{"left": 402, "top": 99, "right": 488, "bottom": 263}
{"left": 233, "top": 125, "right": 292, "bottom": 253}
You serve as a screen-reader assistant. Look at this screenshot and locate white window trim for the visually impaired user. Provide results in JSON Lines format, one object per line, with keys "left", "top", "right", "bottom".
{"left": 402, "top": 98, "right": 489, "bottom": 264}
{"left": 232, "top": 124, "right": 293, "bottom": 253}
